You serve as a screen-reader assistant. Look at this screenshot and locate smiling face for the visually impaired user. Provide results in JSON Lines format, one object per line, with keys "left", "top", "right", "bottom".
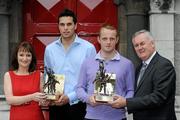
{"left": 11, "top": 41, "right": 36, "bottom": 72}
{"left": 58, "top": 16, "right": 77, "bottom": 40}
{"left": 132, "top": 32, "right": 155, "bottom": 61}
{"left": 17, "top": 48, "right": 32, "bottom": 69}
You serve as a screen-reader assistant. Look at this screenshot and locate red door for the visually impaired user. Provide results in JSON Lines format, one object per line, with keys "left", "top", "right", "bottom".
{"left": 23, "top": 0, "right": 117, "bottom": 119}
{"left": 23, "top": 0, "right": 117, "bottom": 71}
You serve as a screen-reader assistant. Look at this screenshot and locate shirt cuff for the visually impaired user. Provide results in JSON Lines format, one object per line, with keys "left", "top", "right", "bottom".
{"left": 67, "top": 91, "right": 78, "bottom": 105}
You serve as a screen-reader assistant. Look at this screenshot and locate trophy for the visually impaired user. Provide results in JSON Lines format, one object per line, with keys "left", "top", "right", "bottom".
{"left": 94, "top": 60, "right": 116, "bottom": 102}
{"left": 43, "top": 67, "right": 65, "bottom": 100}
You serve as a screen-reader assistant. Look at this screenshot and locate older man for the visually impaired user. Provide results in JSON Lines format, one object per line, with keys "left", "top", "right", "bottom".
{"left": 109, "top": 30, "right": 177, "bottom": 120}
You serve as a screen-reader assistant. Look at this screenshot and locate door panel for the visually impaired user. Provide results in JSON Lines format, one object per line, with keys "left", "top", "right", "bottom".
{"left": 77, "top": 0, "right": 117, "bottom": 51}
{"left": 23, "top": 0, "right": 76, "bottom": 71}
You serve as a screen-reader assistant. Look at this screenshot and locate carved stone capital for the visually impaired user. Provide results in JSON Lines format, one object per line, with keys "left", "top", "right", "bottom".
{"left": 124, "top": 0, "right": 149, "bottom": 15}
{"left": 113, "top": 0, "right": 124, "bottom": 6}
{"left": 150, "top": 0, "right": 174, "bottom": 13}
{"left": 0, "top": 0, "right": 11, "bottom": 13}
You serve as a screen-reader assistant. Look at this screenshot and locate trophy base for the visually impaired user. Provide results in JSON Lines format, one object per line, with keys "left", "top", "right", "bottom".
{"left": 95, "top": 94, "right": 113, "bottom": 103}
{"left": 46, "top": 94, "right": 59, "bottom": 101}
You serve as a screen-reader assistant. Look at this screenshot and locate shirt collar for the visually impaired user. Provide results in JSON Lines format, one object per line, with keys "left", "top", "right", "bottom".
{"left": 95, "top": 50, "right": 120, "bottom": 61}
{"left": 56, "top": 34, "right": 81, "bottom": 45}
{"left": 144, "top": 51, "right": 156, "bottom": 65}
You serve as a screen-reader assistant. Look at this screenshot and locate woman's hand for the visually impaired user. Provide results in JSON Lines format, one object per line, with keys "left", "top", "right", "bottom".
{"left": 32, "top": 92, "right": 46, "bottom": 102}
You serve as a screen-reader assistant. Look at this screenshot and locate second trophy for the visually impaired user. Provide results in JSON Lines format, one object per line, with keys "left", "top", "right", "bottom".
{"left": 43, "top": 67, "right": 65, "bottom": 100}
{"left": 94, "top": 60, "right": 116, "bottom": 102}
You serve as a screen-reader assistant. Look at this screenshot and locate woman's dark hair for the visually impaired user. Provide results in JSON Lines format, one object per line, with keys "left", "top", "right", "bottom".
{"left": 11, "top": 41, "right": 37, "bottom": 72}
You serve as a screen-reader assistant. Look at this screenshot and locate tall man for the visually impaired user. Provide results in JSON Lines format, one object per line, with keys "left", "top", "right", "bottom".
{"left": 44, "top": 9, "right": 96, "bottom": 120}
{"left": 109, "top": 30, "right": 177, "bottom": 120}
{"left": 76, "top": 24, "right": 135, "bottom": 120}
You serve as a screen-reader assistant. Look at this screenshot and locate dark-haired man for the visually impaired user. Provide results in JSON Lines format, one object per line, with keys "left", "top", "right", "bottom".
{"left": 44, "top": 8, "right": 96, "bottom": 120}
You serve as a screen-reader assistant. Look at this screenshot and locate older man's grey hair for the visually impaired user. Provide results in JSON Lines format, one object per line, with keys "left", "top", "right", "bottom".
{"left": 132, "top": 30, "right": 154, "bottom": 41}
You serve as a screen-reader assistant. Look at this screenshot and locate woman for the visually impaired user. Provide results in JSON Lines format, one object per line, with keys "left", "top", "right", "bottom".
{"left": 4, "top": 41, "right": 46, "bottom": 120}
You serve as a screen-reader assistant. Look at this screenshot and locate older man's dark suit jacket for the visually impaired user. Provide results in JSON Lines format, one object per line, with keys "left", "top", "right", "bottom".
{"left": 127, "top": 53, "right": 177, "bottom": 120}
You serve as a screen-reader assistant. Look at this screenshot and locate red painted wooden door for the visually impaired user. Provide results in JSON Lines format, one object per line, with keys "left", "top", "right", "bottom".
{"left": 23, "top": 0, "right": 117, "bottom": 71}
{"left": 23, "top": 0, "right": 117, "bottom": 119}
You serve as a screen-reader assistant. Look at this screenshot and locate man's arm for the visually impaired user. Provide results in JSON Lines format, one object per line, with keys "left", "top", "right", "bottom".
{"left": 126, "top": 59, "right": 176, "bottom": 113}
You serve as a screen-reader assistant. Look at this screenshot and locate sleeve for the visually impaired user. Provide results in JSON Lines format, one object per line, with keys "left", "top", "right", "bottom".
{"left": 67, "top": 92, "right": 77, "bottom": 104}
{"left": 76, "top": 59, "right": 91, "bottom": 103}
{"left": 125, "top": 61, "right": 135, "bottom": 98}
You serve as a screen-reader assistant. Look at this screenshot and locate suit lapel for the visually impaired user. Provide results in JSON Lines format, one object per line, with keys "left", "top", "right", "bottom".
{"left": 135, "top": 53, "right": 160, "bottom": 93}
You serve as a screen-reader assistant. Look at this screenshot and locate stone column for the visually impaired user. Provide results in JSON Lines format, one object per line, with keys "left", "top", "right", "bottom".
{"left": 125, "top": 0, "right": 149, "bottom": 67}
{"left": 174, "top": 0, "right": 180, "bottom": 118}
{"left": 0, "top": 0, "right": 10, "bottom": 95}
{"left": 113, "top": 0, "right": 128, "bottom": 57}
{"left": 150, "top": 0, "right": 180, "bottom": 118}
{"left": 174, "top": 0, "right": 180, "bottom": 95}
{"left": 0, "top": 0, "right": 10, "bottom": 120}
{"left": 149, "top": 0, "right": 174, "bottom": 63}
